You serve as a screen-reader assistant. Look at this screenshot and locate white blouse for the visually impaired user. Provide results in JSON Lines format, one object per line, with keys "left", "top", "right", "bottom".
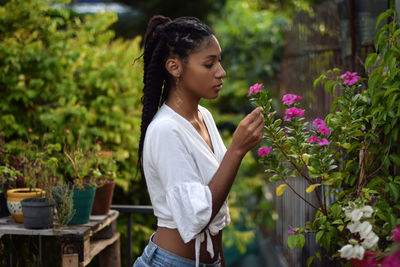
{"left": 143, "top": 103, "right": 231, "bottom": 267}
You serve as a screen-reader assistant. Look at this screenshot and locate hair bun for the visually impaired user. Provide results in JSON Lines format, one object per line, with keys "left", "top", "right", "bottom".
{"left": 144, "top": 15, "right": 172, "bottom": 41}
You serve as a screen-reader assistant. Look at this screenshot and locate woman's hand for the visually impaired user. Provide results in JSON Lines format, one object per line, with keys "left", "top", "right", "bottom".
{"left": 230, "top": 107, "right": 264, "bottom": 158}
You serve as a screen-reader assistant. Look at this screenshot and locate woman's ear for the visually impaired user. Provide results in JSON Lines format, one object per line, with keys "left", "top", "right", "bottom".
{"left": 165, "top": 57, "right": 182, "bottom": 78}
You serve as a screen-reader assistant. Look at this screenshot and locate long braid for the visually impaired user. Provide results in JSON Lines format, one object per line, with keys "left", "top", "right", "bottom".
{"left": 137, "top": 15, "right": 214, "bottom": 179}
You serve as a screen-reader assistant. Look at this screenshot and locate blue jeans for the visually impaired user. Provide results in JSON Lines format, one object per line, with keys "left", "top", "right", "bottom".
{"left": 133, "top": 234, "right": 221, "bottom": 267}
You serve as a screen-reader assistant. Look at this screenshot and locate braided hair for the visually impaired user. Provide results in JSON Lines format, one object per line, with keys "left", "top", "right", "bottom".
{"left": 137, "top": 15, "right": 214, "bottom": 179}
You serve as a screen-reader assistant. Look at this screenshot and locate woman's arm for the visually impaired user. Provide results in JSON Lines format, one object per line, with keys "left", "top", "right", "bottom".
{"left": 208, "top": 107, "right": 264, "bottom": 222}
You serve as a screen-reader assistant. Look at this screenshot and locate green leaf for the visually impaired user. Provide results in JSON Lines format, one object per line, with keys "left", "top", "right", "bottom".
{"left": 388, "top": 183, "right": 399, "bottom": 202}
{"left": 307, "top": 256, "right": 314, "bottom": 267}
{"left": 288, "top": 235, "right": 297, "bottom": 250}
{"left": 276, "top": 184, "right": 287, "bottom": 196}
{"left": 365, "top": 53, "right": 378, "bottom": 70}
{"left": 324, "top": 80, "right": 336, "bottom": 94}
{"left": 297, "top": 234, "right": 306, "bottom": 249}
{"left": 376, "top": 9, "right": 393, "bottom": 28}
{"left": 316, "top": 231, "right": 323, "bottom": 243}
{"left": 389, "top": 154, "right": 400, "bottom": 167}
{"left": 313, "top": 74, "right": 326, "bottom": 88}
{"left": 306, "top": 183, "right": 321, "bottom": 193}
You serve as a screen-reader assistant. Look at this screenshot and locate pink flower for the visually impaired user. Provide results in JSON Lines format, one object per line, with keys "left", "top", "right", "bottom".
{"left": 312, "top": 118, "right": 326, "bottom": 128}
{"left": 392, "top": 225, "right": 400, "bottom": 243}
{"left": 288, "top": 227, "right": 295, "bottom": 235}
{"left": 98, "top": 140, "right": 102, "bottom": 144}
{"left": 282, "top": 94, "right": 302, "bottom": 105}
{"left": 258, "top": 147, "right": 272, "bottom": 157}
{"left": 308, "top": 136, "right": 319, "bottom": 143}
{"left": 340, "top": 71, "right": 361, "bottom": 86}
{"left": 284, "top": 107, "right": 304, "bottom": 121}
{"left": 268, "top": 112, "right": 273, "bottom": 116}
{"left": 318, "top": 138, "right": 330, "bottom": 146}
{"left": 66, "top": 129, "right": 70, "bottom": 134}
{"left": 28, "top": 128, "right": 33, "bottom": 133}
{"left": 247, "top": 83, "right": 264, "bottom": 97}
{"left": 34, "top": 136, "right": 39, "bottom": 140}
{"left": 382, "top": 250, "right": 400, "bottom": 267}
{"left": 317, "top": 126, "right": 330, "bottom": 136}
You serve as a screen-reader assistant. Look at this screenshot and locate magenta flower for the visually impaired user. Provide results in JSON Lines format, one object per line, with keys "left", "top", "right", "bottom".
{"left": 288, "top": 227, "right": 295, "bottom": 235}
{"left": 317, "top": 126, "right": 330, "bottom": 136}
{"left": 308, "top": 136, "right": 319, "bottom": 143}
{"left": 258, "top": 147, "right": 272, "bottom": 157}
{"left": 318, "top": 138, "right": 330, "bottom": 146}
{"left": 66, "top": 129, "right": 70, "bottom": 134}
{"left": 382, "top": 250, "right": 400, "bottom": 267}
{"left": 282, "top": 94, "right": 302, "bottom": 105}
{"left": 28, "top": 128, "right": 33, "bottom": 133}
{"left": 284, "top": 107, "right": 304, "bottom": 121}
{"left": 247, "top": 83, "right": 264, "bottom": 97}
{"left": 392, "top": 225, "right": 400, "bottom": 243}
{"left": 312, "top": 118, "right": 326, "bottom": 128}
{"left": 340, "top": 71, "right": 361, "bottom": 86}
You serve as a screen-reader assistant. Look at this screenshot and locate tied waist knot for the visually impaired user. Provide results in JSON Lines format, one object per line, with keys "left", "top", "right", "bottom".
{"left": 194, "top": 223, "right": 220, "bottom": 267}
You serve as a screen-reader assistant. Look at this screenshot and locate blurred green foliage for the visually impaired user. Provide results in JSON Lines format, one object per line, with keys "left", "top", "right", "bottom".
{"left": 0, "top": 0, "right": 144, "bottom": 190}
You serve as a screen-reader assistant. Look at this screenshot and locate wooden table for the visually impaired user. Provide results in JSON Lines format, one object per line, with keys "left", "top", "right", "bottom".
{"left": 0, "top": 210, "right": 120, "bottom": 267}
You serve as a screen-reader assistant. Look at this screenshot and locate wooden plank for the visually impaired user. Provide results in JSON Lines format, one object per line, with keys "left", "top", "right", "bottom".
{"left": 99, "top": 234, "right": 121, "bottom": 267}
{"left": 0, "top": 210, "right": 119, "bottom": 237}
{"left": 62, "top": 253, "right": 79, "bottom": 267}
{"left": 82, "top": 232, "right": 120, "bottom": 266}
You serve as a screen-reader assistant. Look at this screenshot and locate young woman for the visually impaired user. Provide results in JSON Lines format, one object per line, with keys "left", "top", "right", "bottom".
{"left": 135, "top": 15, "right": 264, "bottom": 267}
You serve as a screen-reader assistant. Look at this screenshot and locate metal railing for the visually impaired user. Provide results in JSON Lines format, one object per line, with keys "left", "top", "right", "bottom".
{"left": 110, "top": 205, "right": 153, "bottom": 267}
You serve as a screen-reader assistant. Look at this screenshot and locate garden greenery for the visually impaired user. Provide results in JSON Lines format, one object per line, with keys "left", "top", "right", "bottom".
{"left": 250, "top": 6, "right": 400, "bottom": 265}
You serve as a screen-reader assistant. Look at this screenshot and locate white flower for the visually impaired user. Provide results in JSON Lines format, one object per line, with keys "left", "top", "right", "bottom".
{"left": 353, "top": 245, "right": 365, "bottom": 260}
{"left": 358, "top": 221, "right": 372, "bottom": 238}
{"left": 349, "top": 209, "right": 363, "bottom": 222}
{"left": 347, "top": 221, "right": 361, "bottom": 233}
{"left": 361, "top": 205, "right": 373, "bottom": 218}
{"left": 362, "top": 232, "right": 379, "bottom": 249}
{"left": 339, "top": 244, "right": 355, "bottom": 260}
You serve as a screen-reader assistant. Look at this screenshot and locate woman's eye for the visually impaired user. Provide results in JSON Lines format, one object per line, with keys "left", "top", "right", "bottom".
{"left": 205, "top": 64, "right": 213, "bottom": 69}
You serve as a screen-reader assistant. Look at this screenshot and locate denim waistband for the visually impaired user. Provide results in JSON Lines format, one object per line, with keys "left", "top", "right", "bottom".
{"left": 145, "top": 233, "right": 221, "bottom": 267}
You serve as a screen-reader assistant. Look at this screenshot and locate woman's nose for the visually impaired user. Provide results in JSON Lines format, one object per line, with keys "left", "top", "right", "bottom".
{"left": 216, "top": 64, "right": 226, "bottom": 79}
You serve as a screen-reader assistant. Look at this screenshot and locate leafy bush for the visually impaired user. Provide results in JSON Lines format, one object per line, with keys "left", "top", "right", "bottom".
{"left": 0, "top": 0, "right": 144, "bottom": 190}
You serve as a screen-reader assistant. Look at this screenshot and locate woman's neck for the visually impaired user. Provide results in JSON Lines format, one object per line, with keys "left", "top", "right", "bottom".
{"left": 165, "top": 89, "right": 201, "bottom": 122}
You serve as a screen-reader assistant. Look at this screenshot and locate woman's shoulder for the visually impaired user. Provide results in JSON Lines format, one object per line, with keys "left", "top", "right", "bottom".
{"left": 146, "top": 105, "right": 180, "bottom": 137}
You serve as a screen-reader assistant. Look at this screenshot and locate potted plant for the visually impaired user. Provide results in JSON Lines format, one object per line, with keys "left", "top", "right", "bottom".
{"left": 3, "top": 138, "right": 45, "bottom": 223}
{"left": 61, "top": 131, "right": 96, "bottom": 225}
{"left": 90, "top": 141, "right": 117, "bottom": 215}
{"left": 19, "top": 141, "right": 62, "bottom": 229}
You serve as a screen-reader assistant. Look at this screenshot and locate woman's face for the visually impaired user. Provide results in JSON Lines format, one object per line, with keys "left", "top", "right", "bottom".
{"left": 179, "top": 35, "right": 226, "bottom": 100}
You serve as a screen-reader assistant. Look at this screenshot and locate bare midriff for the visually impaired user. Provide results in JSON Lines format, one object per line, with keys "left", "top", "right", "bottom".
{"left": 152, "top": 227, "right": 222, "bottom": 263}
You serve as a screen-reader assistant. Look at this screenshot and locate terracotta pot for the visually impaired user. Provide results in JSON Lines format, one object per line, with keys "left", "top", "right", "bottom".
{"left": 6, "top": 188, "right": 45, "bottom": 223}
{"left": 91, "top": 180, "right": 115, "bottom": 215}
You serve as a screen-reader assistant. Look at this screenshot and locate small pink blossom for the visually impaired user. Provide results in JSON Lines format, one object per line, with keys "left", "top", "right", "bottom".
{"left": 284, "top": 107, "right": 304, "bottom": 121}
{"left": 318, "top": 138, "right": 330, "bottom": 146}
{"left": 317, "top": 126, "right": 330, "bottom": 136}
{"left": 247, "top": 83, "right": 264, "bottom": 97}
{"left": 28, "top": 128, "right": 33, "bottom": 133}
{"left": 288, "top": 227, "right": 295, "bottom": 235}
{"left": 312, "top": 118, "right": 326, "bottom": 128}
{"left": 268, "top": 112, "right": 273, "bottom": 116}
{"left": 340, "top": 71, "right": 361, "bottom": 86}
{"left": 34, "top": 136, "right": 39, "bottom": 140}
{"left": 382, "top": 250, "right": 400, "bottom": 267}
{"left": 308, "top": 136, "right": 319, "bottom": 143}
{"left": 392, "top": 225, "right": 400, "bottom": 243}
{"left": 66, "top": 129, "right": 70, "bottom": 134}
{"left": 282, "top": 94, "right": 302, "bottom": 105}
{"left": 258, "top": 147, "right": 272, "bottom": 157}
{"left": 98, "top": 140, "right": 102, "bottom": 144}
